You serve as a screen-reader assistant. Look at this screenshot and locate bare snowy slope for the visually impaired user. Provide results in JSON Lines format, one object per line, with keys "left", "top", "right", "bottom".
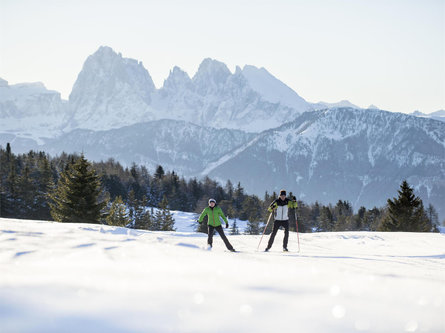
{"left": 1, "top": 218, "right": 444, "bottom": 333}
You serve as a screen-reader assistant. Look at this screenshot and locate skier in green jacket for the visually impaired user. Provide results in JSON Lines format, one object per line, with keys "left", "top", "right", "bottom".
{"left": 198, "top": 199, "right": 236, "bottom": 252}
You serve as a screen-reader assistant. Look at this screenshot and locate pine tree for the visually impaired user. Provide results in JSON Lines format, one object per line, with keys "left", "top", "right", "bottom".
{"left": 426, "top": 204, "right": 439, "bottom": 232}
{"left": 195, "top": 197, "right": 209, "bottom": 233}
{"left": 106, "top": 196, "right": 130, "bottom": 227}
{"left": 318, "top": 206, "right": 334, "bottom": 231}
{"left": 230, "top": 219, "right": 240, "bottom": 235}
{"left": 155, "top": 165, "right": 165, "bottom": 179}
{"left": 379, "top": 180, "right": 430, "bottom": 232}
{"left": 363, "top": 207, "right": 383, "bottom": 231}
{"left": 293, "top": 202, "right": 311, "bottom": 233}
{"left": 4, "top": 159, "right": 18, "bottom": 217}
{"left": 196, "top": 216, "right": 209, "bottom": 233}
{"left": 158, "top": 196, "right": 175, "bottom": 231}
{"left": 49, "top": 155, "right": 105, "bottom": 223}
{"left": 233, "top": 182, "right": 245, "bottom": 215}
{"left": 152, "top": 196, "right": 175, "bottom": 231}
{"left": 34, "top": 154, "right": 54, "bottom": 220}
{"left": 246, "top": 219, "right": 261, "bottom": 235}
{"left": 133, "top": 195, "right": 152, "bottom": 230}
{"left": 225, "top": 180, "right": 234, "bottom": 201}
{"left": 17, "top": 165, "right": 36, "bottom": 218}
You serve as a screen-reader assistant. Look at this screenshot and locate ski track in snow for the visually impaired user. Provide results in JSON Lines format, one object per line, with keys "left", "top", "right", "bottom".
{"left": 0, "top": 217, "right": 444, "bottom": 333}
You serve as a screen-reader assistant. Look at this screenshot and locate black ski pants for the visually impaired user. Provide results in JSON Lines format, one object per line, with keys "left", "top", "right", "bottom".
{"left": 208, "top": 225, "right": 234, "bottom": 250}
{"left": 267, "top": 220, "right": 289, "bottom": 249}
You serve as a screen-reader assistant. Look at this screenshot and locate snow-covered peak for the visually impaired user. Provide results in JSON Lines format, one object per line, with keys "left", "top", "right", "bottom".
{"left": 67, "top": 46, "right": 157, "bottom": 130}
{"left": 410, "top": 109, "right": 445, "bottom": 122}
{"left": 313, "top": 100, "right": 361, "bottom": 110}
{"left": 367, "top": 104, "right": 380, "bottom": 110}
{"left": 0, "top": 78, "right": 67, "bottom": 139}
{"left": 240, "top": 65, "right": 310, "bottom": 110}
{"left": 70, "top": 46, "right": 155, "bottom": 102}
{"left": 0, "top": 80, "right": 60, "bottom": 102}
{"left": 411, "top": 110, "right": 424, "bottom": 116}
{"left": 194, "top": 58, "right": 231, "bottom": 79}
{"left": 162, "top": 66, "right": 192, "bottom": 91}
{"left": 431, "top": 109, "right": 445, "bottom": 117}
{"left": 93, "top": 45, "right": 120, "bottom": 60}
{"left": 193, "top": 58, "right": 231, "bottom": 94}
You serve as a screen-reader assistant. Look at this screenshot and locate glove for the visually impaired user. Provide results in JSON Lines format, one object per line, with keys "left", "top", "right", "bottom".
{"left": 196, "top": 220, "right": 200, "bottom": 224}
{"left": 225, "top": 223, "right": 229, "bottom": 229}
{"left": 293, "top": 196, "right": 296, "bottom": 201}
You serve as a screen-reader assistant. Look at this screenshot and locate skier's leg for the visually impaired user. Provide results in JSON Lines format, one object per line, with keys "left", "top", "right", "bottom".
{"left": 215, "top": 226, "right": 234, "bottom": 250}
{"left": 266, "top": 221, "right": 280, "bottom": 249}
{"left": 283, "top": 220, "right": 290, "bottom": 249}
{"left": 207, "top": 225, "right": 214, "bottom": 247}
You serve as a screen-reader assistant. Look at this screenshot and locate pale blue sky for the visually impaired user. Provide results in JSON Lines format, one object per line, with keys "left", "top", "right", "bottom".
{"left": 1, "top": 0, "right": 444, "bottom": 113}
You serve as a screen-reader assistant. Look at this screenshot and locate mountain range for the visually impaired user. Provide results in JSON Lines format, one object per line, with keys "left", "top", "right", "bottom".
{"left": 1, "top": 46, "right": 444, "bottom": 220}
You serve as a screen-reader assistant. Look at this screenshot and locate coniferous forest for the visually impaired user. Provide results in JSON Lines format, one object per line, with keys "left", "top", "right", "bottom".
{"left": 0, "top": 143, "right": 441, "bottom": 233}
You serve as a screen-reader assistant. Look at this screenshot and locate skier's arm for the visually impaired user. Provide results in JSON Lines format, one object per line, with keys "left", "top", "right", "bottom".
{"left": 219, "top": 209, "right": 229, "bottom": 224}
{"left": 267, "top": 200, "right": 277, "bottom": 212}
{"left": 288, "top": 200, "right": 298, "bottom": 209}
{"left": 198, "top": 208, "right": 208, "bottom": 223}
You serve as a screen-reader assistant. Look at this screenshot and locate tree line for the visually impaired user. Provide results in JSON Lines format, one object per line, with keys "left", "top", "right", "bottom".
{"left": 0, "top": 144, "right": 441, "bottom": 233}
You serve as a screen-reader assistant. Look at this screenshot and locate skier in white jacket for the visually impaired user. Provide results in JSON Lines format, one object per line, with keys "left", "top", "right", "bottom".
{"left": 265, "top": 189, "right": 298, "bottom": 252}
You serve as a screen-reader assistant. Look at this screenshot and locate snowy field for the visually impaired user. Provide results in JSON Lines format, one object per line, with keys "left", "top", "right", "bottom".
{"left": 1, "top": 217, "right": 444, "bottom": 333}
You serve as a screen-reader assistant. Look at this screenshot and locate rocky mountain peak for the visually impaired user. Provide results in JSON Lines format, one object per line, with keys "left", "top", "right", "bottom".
{"left": 162, "top": 66, "right": 192, "bottom": 92}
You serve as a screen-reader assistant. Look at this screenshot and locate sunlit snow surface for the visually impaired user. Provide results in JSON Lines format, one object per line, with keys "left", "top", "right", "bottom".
{"left": 1, "top": 217, "right": 444, "bottom": 332}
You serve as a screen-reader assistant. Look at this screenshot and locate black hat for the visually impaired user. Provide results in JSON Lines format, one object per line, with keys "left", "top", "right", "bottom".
{"left": 280, "top": 189, "right": 286, "bottom": 196}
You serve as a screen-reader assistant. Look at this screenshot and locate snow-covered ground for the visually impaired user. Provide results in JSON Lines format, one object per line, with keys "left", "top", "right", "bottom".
{"left": 1, "top": 217, "right": 444, "bottom": 333}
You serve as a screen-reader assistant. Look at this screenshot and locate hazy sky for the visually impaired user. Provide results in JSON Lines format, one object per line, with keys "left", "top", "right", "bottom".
{"left": 1, "top": 0, "right": 444, "bottom": 113}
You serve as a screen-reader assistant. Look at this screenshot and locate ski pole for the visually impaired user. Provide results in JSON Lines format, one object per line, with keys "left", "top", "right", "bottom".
{"left": 295, "top": 211, "right": 300, "bottom": 253}
{"left": 257, "top": 212, "right": 273, "bottom": 251}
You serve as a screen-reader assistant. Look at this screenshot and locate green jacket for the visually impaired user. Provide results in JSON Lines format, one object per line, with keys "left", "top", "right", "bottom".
{"left": 198, "top": 206, "right": 228, "bottom": 227}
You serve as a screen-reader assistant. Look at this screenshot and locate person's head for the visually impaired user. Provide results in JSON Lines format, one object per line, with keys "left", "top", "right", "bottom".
{"left": 208, "top": 198, "right": 216, "bottom": 207}
{"left": 279, "top": 189, "right": 286, "bottom": 199}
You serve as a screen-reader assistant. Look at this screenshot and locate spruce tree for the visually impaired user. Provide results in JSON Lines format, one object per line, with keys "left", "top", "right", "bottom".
{"left": 34, "top": 154, "right": 54, "bottom": 220}
{"left": 246, "top": 220, "right": 261, "bottom": 235}
{"left": 158, "top": 196, "right": 175, "bottom": 231}
{"left": 426, "top": 204, "right": 439, "bottom": 232}
{"left": 49, "top": 155, "right": 105, "bottom": 223}
{"left": 318, "top": 206, "right": 334, "bottom": 231}
{"left": 196, "top": 216, "right": 209, "bottom": 233}
{"left": 17, "top": 165, "right": 36, "bottom": 218}
{"left": 128, "top": 189, "right": 137, "bottom": 222}
{"left": 380, "top": 180, "right": 430, "bottom": 232}
{"left": 4, "top": 160, "right": 18, "bottom": 217}
{"left": 195, "top": 197, "right": 209, "bottom": 233}
{"left": 106, "top": 196, "right": 130, "bottom": 227}
{"left": 230, "top": 219, "right": 240, "bottom": 235}
{"left": 155, "top": 165, "right": 165, "bottom": 179}
{"left": 133, "top": 195, "right": 152, "bottom": 230}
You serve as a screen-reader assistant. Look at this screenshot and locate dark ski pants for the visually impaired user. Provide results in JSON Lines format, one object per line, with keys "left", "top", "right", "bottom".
{"left": 208, "top": 225, "right": 234, "bottom": 250}
{"left": 267, "top": 220, "right": 289, "bottom": 249}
